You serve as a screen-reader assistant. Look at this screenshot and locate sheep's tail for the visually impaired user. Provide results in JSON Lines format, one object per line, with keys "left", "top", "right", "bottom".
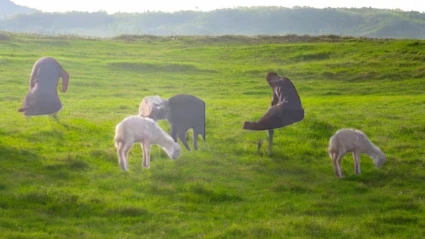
{"left": 114, "top": 139, "right": 120, "bottom": 149}
{"left": 328, "top": 135, "right": 338, "bottom": 160}
{"left": 114, "top": 128, "right": 124, "bottom": 149}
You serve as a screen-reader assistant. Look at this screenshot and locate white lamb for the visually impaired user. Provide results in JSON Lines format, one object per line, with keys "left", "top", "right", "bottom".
{"left": 328, "top": 128, "right": 386, "bottom": 178}
{"left": 114, "top": 115, "right": 181, "bottom": 171}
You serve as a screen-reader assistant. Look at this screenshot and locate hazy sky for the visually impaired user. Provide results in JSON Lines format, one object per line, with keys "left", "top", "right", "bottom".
{"left": 12, "top": 0, "right": 425, "bottom": 13}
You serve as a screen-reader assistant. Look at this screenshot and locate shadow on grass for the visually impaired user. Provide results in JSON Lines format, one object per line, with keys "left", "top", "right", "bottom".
{"left": 215, "top": 221, "right": 354, "bottom": 239}
{"left": 0, "top": 145, "right": 43, "bottom": 190}
{"left": 105, "top": 206, "right": 152, "bottom": 219}
{"left": 0, "top": 144, "right": 42, "bottom": 170}
{"left": 108, "top": 62, "right": 217, "bottom": 74}
{"left": 364, "top": 213, "right": 422, "bottom": 237}
{"left": 0, "top": 147, "right": 109, "bottom": 218}
{"left": 90, "top": 149, "right": 117, "bottom": 164}
{"left": 25, "top": 128, "right": 65, "bottom": 142}
{"left": 178, "top": 182, "right": 243, "bottom": 204}
{"left": 301, "top": 113, "right": 337, "bottom": 139}
{"left": 13, "top": 189, "right": 107, "bottom": 218}
{"left": 44, "top": 153, "right": 91, "bottom": 173}
{"left": 24, "top": 115, "right": 79, "bottom": 131}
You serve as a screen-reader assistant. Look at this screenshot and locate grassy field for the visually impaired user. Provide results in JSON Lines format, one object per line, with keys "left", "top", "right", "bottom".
{"left": 0, "top": 32, "right": 425, "bottom": 238}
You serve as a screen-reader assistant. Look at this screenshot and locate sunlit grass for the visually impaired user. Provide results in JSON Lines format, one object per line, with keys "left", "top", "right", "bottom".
{"left": 0, "top": 33, "right": 424, "bottom": 238}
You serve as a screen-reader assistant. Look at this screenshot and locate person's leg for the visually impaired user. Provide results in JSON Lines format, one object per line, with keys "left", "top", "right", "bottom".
{"left": 243, "top": 105, "right": 281, "bottom": 130}
{"left": 267, "top": 129, "right": 274, "bottom": 156}
{"left": 243, "top": 104, "right": 304, "bottom": 131}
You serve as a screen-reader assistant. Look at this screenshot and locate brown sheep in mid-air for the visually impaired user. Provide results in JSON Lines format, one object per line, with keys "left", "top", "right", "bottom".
{"left": 18, "top": 56, "right": 70, "bottom": 119}
{"left": 243, "top": 72, "right": 304, "bottom": 155}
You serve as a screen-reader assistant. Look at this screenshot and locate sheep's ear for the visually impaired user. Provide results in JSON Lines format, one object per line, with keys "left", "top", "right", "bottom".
{"left": 156, "top": 100, "right": 169, "bottom": 111}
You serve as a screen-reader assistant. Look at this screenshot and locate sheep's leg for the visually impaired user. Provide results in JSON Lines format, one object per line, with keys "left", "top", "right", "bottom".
{"left": 267, "top": 129, "right": 274, "bottom": 156}
{"left": 143, "top": 143, "right": 151, "bottom": 168}
{"left": 140, "top": 142, "right": 147, "bottom": 168}
{"left": 353, "top": 152, "right": 361, "bottom": 174}
{"left": 141, "top": 141, "right": 151, "bottom": 168}
{"left": 178, "top": 132, "right": 191, "bottom": 151}
{"left": 117, "top": 143, "right": 126, "bottom": 171}
{"left": 170, "top": 124, "right": 178, "bottom": 142}
{"left": 121, "top": 143, "right": 132, "bottom": 171}
{"left": 193, "top": 131, "right": 198, "bottom": 151}
{"left": 331, "top": 152, "right": 340, "bottom": 177}
{"left": 336, "top": 153, "right": 345, "bottom": 178}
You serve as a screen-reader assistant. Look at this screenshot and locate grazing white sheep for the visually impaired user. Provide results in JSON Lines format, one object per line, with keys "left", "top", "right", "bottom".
{"left": 114, "top": 115, "right": 181, "bottom": 171}
{"left": 328, "top": 128, "right": 386, "bottom": 178}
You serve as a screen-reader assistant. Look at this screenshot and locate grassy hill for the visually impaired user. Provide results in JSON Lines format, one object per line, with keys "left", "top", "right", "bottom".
{"left": 0, "top": 32, "right": 424, "bottom": 238}
{"left": 0, "top": 0, "right": 39, "bottom": 17}
{"left": 2, "top": 7, "right": 425, "bottom": 39}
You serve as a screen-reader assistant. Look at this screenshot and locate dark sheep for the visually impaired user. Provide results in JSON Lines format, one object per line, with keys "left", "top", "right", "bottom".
{"left": 167, "top": 94, "right": 206, "bottom": 151}
{"left": 138, "top": 94, "right": 206, "bottom": 151}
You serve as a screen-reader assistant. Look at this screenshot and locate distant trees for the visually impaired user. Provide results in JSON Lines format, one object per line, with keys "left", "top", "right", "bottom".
{"left": 0, "top": 0, "right": 39, "bottom": 17}
{"left": 0, "top": 6, "right": 425, "bottom": 38}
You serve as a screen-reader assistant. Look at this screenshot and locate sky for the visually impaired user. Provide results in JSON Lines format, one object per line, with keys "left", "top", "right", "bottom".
{"left": 11, "top": 0, "right": 425, "bottom": 14}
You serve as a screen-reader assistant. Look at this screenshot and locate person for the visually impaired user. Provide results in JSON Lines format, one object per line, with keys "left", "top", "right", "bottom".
{"left": 243, "top": 72, "right": 304, "bottom": 155}
{"left": 18, "top": 57, "right": 69, "bottom": 120}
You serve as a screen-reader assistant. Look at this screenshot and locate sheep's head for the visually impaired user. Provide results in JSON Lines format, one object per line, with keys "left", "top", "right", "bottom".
{"left": 372, "top": 151, "right": 386, "bottom": 167}
{"left": 139, "top": 96, "right": 170, "bottom": 121}
{"left": 154, "top": 100, "right": 170, "bottom": 120}
{"left": 162, "top": 141, "right": 181, "bottom": 160}
{"left": 170, "top": 142, "right": 181, "bottom": 160}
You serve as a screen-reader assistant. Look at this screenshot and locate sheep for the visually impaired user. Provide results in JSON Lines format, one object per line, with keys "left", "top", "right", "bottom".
{"left": 138, "top": 95, "right": 170, "bottom": 121}
{"left": 138, "top": 94, "right": 206, "bottom": 151}
{"left": 114, "top": 115, "right": 181, "bottom": 171}
{"left": 167, "top": 94, "right": 206, "bottom": 151}
{"left": 328, "top": 128, "right": 386, "bottom": 178}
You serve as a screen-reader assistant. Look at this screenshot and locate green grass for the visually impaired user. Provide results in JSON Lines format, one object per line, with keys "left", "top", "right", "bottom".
{"left": 0, "top": 32, "right": 425, "bottom": 238}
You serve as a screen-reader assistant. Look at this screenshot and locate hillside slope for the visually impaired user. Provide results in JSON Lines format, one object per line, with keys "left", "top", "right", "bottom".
{"left": 0, "top": 0, "right": 39, "bottom": 17}
{"left": 0, "top": 33, "right": 424, "bottom": 238}
{"left": 1, "top": 7, "right": 425, "bottom": 38}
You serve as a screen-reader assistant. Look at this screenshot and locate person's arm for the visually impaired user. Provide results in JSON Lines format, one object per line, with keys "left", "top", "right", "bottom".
{"left": 29, "top": 63, "right": 38, "bottom": 90}
{"left": 29, "top": 75, "right": 36, "bottom": 90}
{"left": 271, "top": 88, "right": 279, "bottom": 106}
{"left": 61, "top": 69, "right": 69, "bottom": 93}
